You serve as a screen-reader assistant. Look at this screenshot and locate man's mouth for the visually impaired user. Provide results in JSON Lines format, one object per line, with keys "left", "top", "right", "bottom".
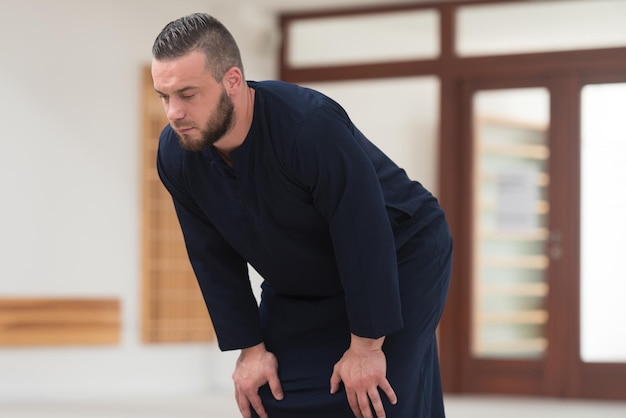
{"left": 174, "top": 125, "right": 195, "bottom": 134}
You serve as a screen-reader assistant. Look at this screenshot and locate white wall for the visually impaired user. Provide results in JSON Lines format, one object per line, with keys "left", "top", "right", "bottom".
{"left": 2, "top": 0, "right": 625, "bottom": 404}
{"left": 0, "top": 0, "right": 275, "bottom": 401}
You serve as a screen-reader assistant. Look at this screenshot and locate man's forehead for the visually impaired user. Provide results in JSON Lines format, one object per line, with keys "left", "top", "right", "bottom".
{"left": 151, "top": 53, "right": 211, "bottom": 91}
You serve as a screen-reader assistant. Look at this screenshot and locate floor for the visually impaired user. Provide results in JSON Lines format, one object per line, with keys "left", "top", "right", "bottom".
{"left": 2, "top": 393, "right": 626, "bottom": 418}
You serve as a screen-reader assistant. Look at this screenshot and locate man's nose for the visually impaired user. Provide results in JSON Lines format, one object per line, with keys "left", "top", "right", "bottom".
{"left": 166, "top": 99, "right": 185, "bottom": 121}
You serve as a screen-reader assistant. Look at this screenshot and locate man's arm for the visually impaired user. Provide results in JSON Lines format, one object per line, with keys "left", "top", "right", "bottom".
{"left": 157, "top": 126, "right": 263, "bottom": 350}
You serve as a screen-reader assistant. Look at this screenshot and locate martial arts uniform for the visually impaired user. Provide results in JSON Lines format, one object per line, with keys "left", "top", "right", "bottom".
{"left": 157, "top": 80, "right": 452, "bottom": 417}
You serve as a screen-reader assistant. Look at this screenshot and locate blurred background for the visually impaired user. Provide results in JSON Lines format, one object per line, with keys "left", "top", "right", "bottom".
{"left": 1, "top": 0, "right": 625, "bottom": 416}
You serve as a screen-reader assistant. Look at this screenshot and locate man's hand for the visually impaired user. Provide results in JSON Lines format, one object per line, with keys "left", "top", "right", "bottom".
{"left": 232, "top": 342, "right": 283, "bottom": 418}
{"left": 330, "top": 334, "right": 397, "bottom": 418}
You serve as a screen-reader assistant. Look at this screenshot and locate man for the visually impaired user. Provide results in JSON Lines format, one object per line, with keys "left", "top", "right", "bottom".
{"left": 152, "top": 13, "right": 452, "bottom": 418}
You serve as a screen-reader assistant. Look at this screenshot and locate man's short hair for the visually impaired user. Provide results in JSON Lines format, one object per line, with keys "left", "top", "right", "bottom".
{"left": 152, "top": 13, "right": 244, "bottom": 80}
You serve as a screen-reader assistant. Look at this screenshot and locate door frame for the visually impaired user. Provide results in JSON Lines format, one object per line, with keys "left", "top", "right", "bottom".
{"left": 439, "top": 64, "right": 626, "bottom": 401}
{"left": 456, "top": 75, "right": 562, "bottom": 397}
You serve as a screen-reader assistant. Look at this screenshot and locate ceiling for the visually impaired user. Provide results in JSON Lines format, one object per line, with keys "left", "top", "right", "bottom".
{"left": 247, "top": 0, "right": 463, "bottom": 13}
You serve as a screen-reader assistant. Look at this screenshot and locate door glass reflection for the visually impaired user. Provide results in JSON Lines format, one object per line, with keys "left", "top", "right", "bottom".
{"left": 471, "top": 88, "right": 550, "bottom": 359}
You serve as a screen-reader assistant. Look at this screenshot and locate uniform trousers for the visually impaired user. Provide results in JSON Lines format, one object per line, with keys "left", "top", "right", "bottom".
{"left": 254, "top": 217, "right": 452, "bottom": 417}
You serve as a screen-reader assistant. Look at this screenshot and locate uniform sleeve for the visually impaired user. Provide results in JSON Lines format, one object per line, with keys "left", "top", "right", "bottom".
{"left": 290, "top": 104, "right": 404, "bottom": 339}
{"left": 156, "top": 129, "right": 262, "bottom": 351}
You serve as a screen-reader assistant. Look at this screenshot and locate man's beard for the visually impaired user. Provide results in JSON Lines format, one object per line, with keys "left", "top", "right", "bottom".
{"left": 176, "top": 89, "right": 235, "bottom": 152}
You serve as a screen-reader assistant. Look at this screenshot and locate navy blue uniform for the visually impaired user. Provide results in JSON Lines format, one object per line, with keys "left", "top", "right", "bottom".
{"left": 157, "top": 80, "right": 452, "bottom": 417}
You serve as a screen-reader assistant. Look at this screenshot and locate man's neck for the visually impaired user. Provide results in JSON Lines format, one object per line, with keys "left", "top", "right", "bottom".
{"left": 214, "top": 85, "right": 255, "bottom": 157}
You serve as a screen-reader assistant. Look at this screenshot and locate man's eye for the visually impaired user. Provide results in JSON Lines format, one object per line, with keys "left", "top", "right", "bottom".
{"left": 181, "top": 94, "right": 195, "bottom": 100}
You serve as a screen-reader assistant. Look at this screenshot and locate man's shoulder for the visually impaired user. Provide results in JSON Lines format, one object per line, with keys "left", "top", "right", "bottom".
{"left": 250, "top": 80, "right": 326, "bottom": 110}
{"left": 249, "top": 79, "right": 304, "bottom": 94}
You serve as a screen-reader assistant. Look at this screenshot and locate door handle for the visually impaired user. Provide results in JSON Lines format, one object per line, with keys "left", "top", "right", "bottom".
{"left": 548, "top": 229, "right": 562, "bottom": 260}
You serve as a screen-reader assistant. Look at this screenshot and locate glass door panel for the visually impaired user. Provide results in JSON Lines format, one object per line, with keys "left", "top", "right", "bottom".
{"left": 457, "top": 0, "right": 626, "bottom": 57}
{"left": 472, "top": 88, "right": 551, "bottom": 359}
{"left": 580, "top": 83, "right": 626, "bottom": 363}
{"left": 286, "top": 10, "right": 439, "bottom": 68}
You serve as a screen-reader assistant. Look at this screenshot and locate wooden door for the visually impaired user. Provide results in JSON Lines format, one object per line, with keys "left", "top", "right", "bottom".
{"left": 455, "top": 77, "right": 561, "bottom": 395}
{"left": 446, "top": 73, "right": 626, "bottom": 400}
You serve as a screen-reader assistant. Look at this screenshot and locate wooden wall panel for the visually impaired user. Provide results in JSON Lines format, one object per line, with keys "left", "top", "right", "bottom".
{"left": 0, "top": 298, "right": 120, "bottom": 346}
{"left": 140, "top": 66, "right": 215, "bottom": 344}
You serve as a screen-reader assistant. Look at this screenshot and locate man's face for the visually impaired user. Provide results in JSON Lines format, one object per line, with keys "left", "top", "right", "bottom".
{"left": 151, "top": 51, "right": 234, "bottom": 151}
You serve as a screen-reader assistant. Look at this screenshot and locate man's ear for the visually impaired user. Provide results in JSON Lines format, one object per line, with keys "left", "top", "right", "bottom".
{"left": 222, "top": 67, "right": 243, "bottom": 92}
